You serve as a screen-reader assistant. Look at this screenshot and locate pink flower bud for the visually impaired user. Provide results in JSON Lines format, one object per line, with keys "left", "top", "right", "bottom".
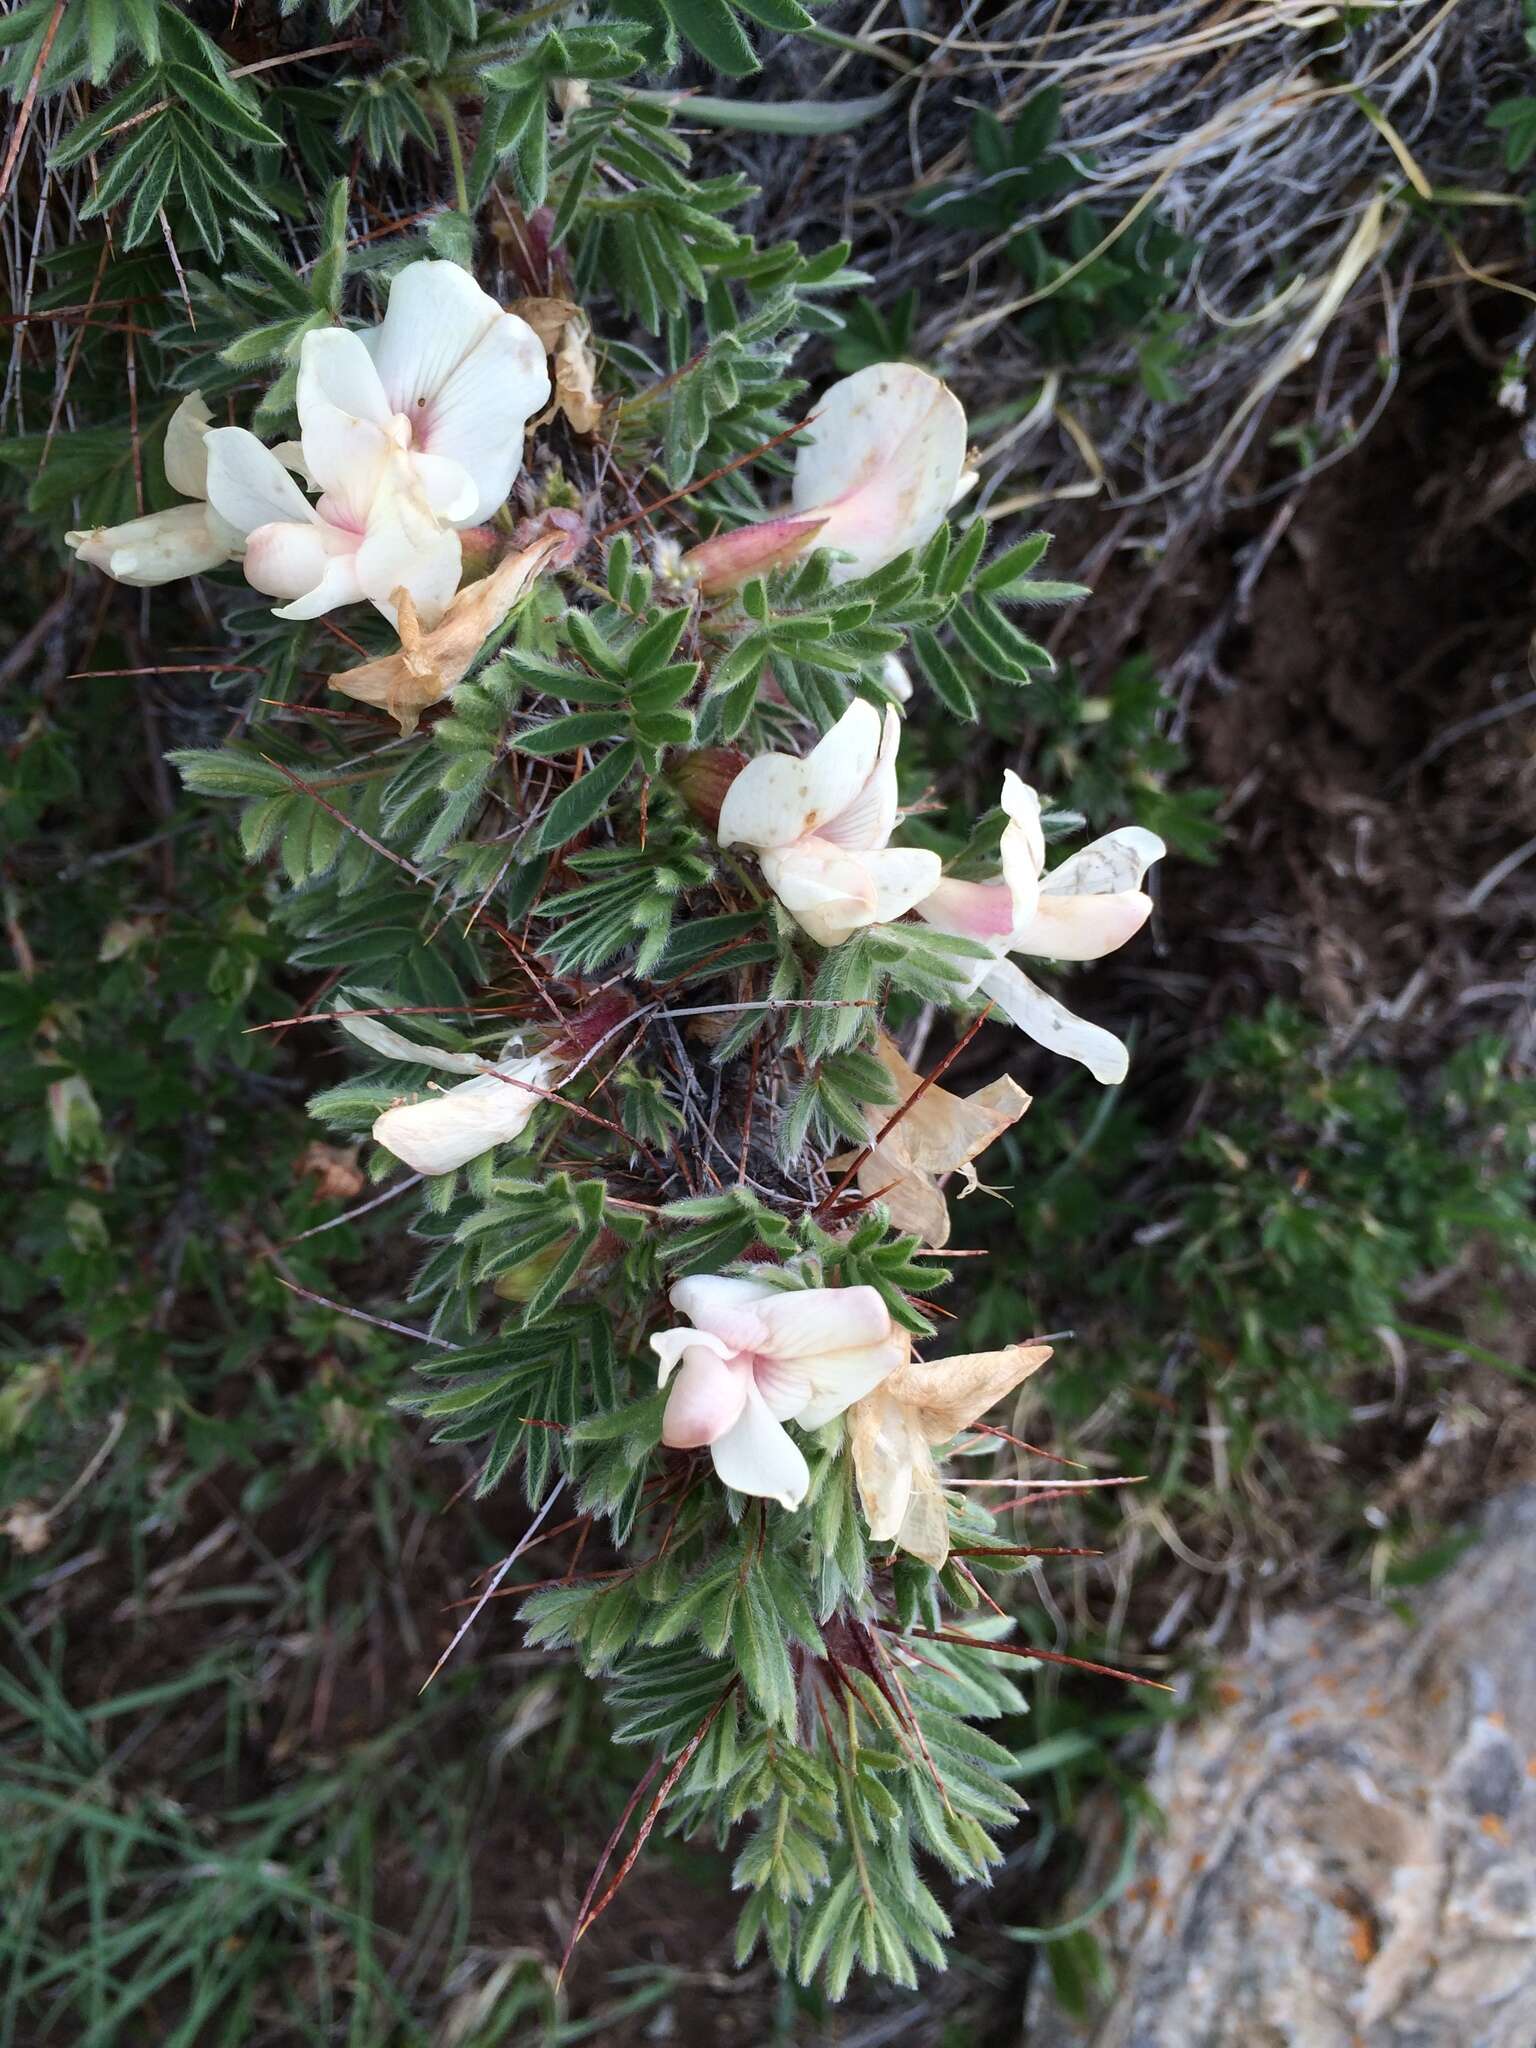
{"left": 679, "top": 514, "right": 827, "bottom": 596}
{"left": 670, "top": 746, "right": 748, "bottom": 833}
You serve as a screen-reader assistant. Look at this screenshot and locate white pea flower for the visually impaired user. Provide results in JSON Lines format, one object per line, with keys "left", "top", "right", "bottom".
{"left": 717, "top": 699, "right": 942, "bottom": 948}
{"left": 65, "top": 391, "right": 241, "bottom": 586}
{"left": 70, "top": 265, "right": 550, "bottom": 628}
{"left": 651, "top": 1275, "right": 908, "bottom": 1512}
{"left": 680, "top": 362, "right": 969, "bottom": 593}
{"left": 918, "top": 771, "right": 1165, "bottom": 1084}
{"left": 338, "top": 1011, "right": 560, "bottom": 1176}
{"left": 297, "top": 261, "right": 551, "bottom": 530}
{"left": 203, "top": 425, "right": 461, "bottom": 628}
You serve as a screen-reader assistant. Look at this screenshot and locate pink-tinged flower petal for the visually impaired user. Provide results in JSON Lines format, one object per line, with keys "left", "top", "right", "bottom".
{"left": 244, "top": 521, "right": 363, "bottom": 620}
{"left": 754, "top": 1283, "right": 891, "bottom": 1362}
{"left": 1010, "top": 890, "right": 1153, "bottom": 962}
{"left": 679, "top": 513, "right": 827, "bottom": 595}
{"left": 671, "top": 1269, "right": 782, "bottom": 1335}
{"left": 792, "top": 363, "right": 967, "bottom": 585}
{"left": 352, "top": 462, "right": 462, "bottom": 629}
{"left": 760, "top": 839, "right": 880, "bottom": 947}
{"left": 370, "top": 1059, "right": 548, "bottom": 1174}
{"left": 819, "top": 705, "right": 900, "bottom": 852}
{"left": 917, "top": 877, "right": 1015, "bottom": 944}
{"left": 663, "top": 1269, "right": 774, "bottom": 1368}
{"left": 718, "top": 698, "right": 883, "bottom": 852}
{"left": 364, "top": 262, "right": 550, "bottom": 527}
{"left": 661, "top": 1345, "right": 750, "bottom": 1448}
{"left": 709, "top": 1381, "right": 811, "bottom": 1510}
{"left": 651, "top": 1325, "right": 734, "bottom": 1383}
{"left": 204, "top": 426, "right": 318, "bottom": 540}
{"left": 794, "top": 1332, "right": 910, "bottom": 1430}
{"left": 981, "top": 958, "right": 1130, "bottom": 1085}
{"left": 1040, "top": 824, "right": 1164, "bottom": 899}
{"left": 65, "top": 504, "right": 233, "bottom": 586}
{"left": 297, "top": 327, "right": 396, "bottom": 522}
{"left": 861, "top": 845, "right": 945, "bottom": 924}
{"left": 163, "top": 390, "right": 214, "bottom": 499}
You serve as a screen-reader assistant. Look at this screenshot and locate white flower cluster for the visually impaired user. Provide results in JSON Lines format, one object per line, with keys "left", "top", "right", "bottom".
{"left": 70, "top": 276, "right": 1165, "bottom": 1559}
{"left": 67, "top": 262, "right": 550, "bottom": 628}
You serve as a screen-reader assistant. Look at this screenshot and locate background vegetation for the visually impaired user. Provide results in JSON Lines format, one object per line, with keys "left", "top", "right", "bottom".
{"left": 4, "top": 1, "right": 1535, "bottom": 2041}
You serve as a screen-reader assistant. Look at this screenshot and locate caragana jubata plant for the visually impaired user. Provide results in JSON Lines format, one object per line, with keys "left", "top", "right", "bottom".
{"left": 47, "top": 12, "right": 1171, "bottom": 1996}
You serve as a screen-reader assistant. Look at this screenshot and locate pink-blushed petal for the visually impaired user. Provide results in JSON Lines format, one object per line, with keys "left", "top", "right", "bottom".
{"left": 680, "top": 513, "right": 827, "bottom": 595}
{"left": 242, "top": 520, "right": 348, "bottom": 600}
{"left": 792, "top": 363, "right": 967, "bottom": 585}
{"left": 709, "top": 1382, "right": 810, "bottom": 1510}
{"left": 244, "top": 521, "right": 363, "bottom": 620}
{"left": 717, "top": 698, "right": 883, "bottom": 852}
{"left": 980, "top": 958, "right": 1130, "bottom": 1086}
{"left": 65, "top": 504, "right": 233, "bottom": 586}
{"left": 795, "top": 1332, "right": 910, "bottom": 1430}
{"left": 353, "top": 463, "right": 462, "bottom": 629}
{"left": 297, "top": 326, "right": 396, "bottom": 520}
{"left": 662, "top": 1346, "right": 750, "bottom": 1448}
{"left": 667, "top": 1277, "right": 782, "bottom": 1327}
{"left": 999, "top": 770, "right": 1045, "bottom": 921}
{"left": 918, "top": 876, "right": 1015, "bottom": 944}
{"left": 754, "top": 1356, "right": 814, "bottom": 1421}
{"left": 163, "top": 390, "right": 213, "bottom": 499}
{"left": 365, "top": 262, "right": 549, "bottom": 526}
{"left": 1040, "top": 825, "right": 1166, "bottom": 898}
{"left": 820, "top": 705, "right": 900, "bottom": 852}
{"left": 755, "top": 1284, "right": 892, "bottom": 1362}
{"left": 370, "top": 1064, "right": 545, "bottom": 1174}
{"left": 1010, "top": 890, "right": 1153, "bottom": 962}
{"left": 650, "top": 1325, "right": 735, "bottom": 1384}
{"left": 204, "top": 426, "right": 318, "bottom": 540}
{"left": 760, "top": 840, "right": 880, "bottom": 948}
{"left": 862, "top": 845, "right": 945, "bottom": 924}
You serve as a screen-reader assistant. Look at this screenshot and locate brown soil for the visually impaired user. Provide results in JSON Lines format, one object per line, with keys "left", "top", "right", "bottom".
{"left": 1138, "top": 333, "right": 1536, "bottom": 1067}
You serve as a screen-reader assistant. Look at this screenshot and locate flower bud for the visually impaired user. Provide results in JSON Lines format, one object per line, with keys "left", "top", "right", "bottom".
{"left": 669, "top": 746, "right": 747, "bottom": 833}
{"left": 558, "top": 989, "right": 635, "bottom": 1057}
{"left": 679, "top": 514, "right": 826, "bottom": 596}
